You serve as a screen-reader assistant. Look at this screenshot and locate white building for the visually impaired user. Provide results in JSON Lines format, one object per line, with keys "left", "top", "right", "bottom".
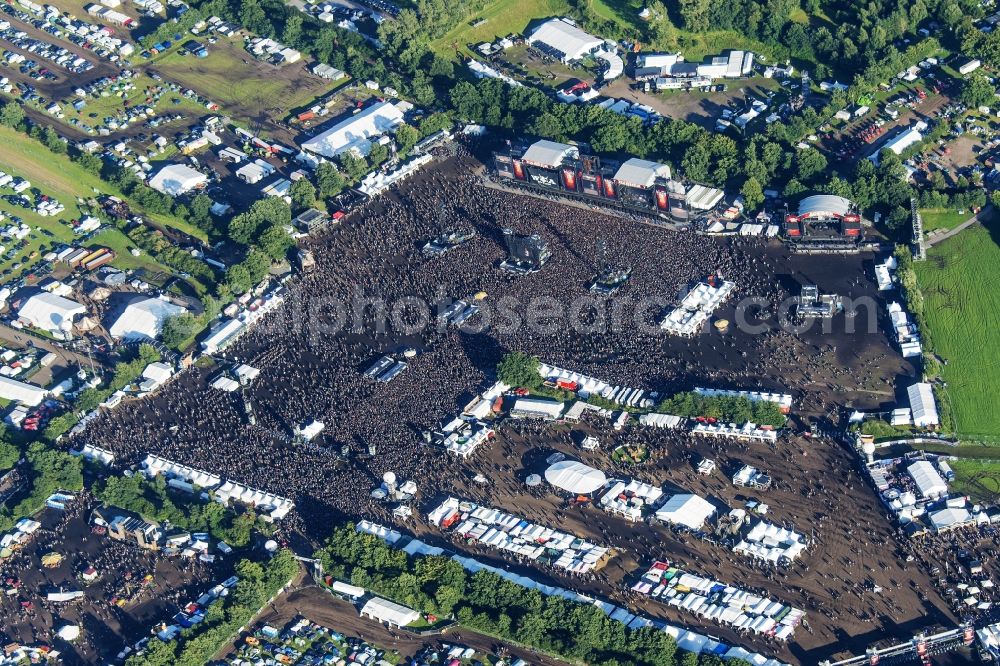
{"left": 359, "top": 597, "right": 420, "bottom": 627}
{"left": 139, "top": 361, "right": 174, "bottom": 392}
{"left": 527, "top": 18, "right": 603, "bottom": 64}
{"left": 907, "top": 460, "right": 947, "bottom": 499}
{"left": 655, "top": 494, "right": 716, "bottom": 530}
{"left": 545, "top": 460, "right": 608, "bottom": 495}
{"left": 869, "top": 127, "right": 923, "bottom": 165}
{"left": 612, "top": 158, "right": 671, "bottom": 188}
{"left": 17, "top": 292, "right": 86, "bottom": 337}
{"left": 511, "top": 397, "right": 565, "bottom": 420}
{"left": 108, "top": 296, "right": 185, "bottom": 341}
{"left": 300, "top": 101, "right": 406, "bottom": 158}
{"left": 148, "top": 164, "right": 208, "bottom": 196}
{"left": 0, "top": 376, "right": 47, "bottom": 406}
{"left": 235, "top": 159, "right": 275, "bottom": 184}
{"left": 521, "top": 139, "right": 579, "bottom": 168}
{"left": 907, "top": 382, "right": 940, "bottom": 427}
{"left": 200, "top": 318, "right": 245, "bottom": 354}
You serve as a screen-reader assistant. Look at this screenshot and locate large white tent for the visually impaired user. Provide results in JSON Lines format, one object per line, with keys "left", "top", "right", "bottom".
{"left": 907, "top": 460, "right": 947, "bottom": 499}
{"left": 527, "top": 18, "right": 603, "bottom": 63}
{"left": 907, "top": 382, "right": 940, "bottom": 427}
{"left": 0, "top": 375, "right": 47, "bottom": 406}
{"left": 301, "top": 101, "right": 405, "bottom": 159}
{"left": 655, "top": 494, "right": 716, "bottom": 530}
{"left": 545, "top": 460, "right": 608, "bottom": 495}
{"left": 359, "top": 597, "right": 420, "bottom": 627}
{"left": 17, "top": 291, "right": 85, "bottom": 336}
{"left": 108, "top": 296, "right": 185, "bottom": 341}
{"left": 148, "top": 164, "right": 207, "bottom": 197}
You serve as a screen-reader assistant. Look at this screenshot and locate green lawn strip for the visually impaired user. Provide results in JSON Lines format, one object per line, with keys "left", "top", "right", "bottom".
{"left": 0, "top": 125, "right": 206, "bottom": 241}
{"left": 914, "top": 221, "right": 1000, "bottom": 438}
{"left": 948, "top": 458, "right": 1000, "bottom": 503}
{"left": 920, "top": 207, "right": 971, "bottom": 232}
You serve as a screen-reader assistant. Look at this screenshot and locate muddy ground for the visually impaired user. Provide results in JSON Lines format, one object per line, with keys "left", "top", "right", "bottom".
{"left": 61, "top": 149, "right": 957, "bottom": 664}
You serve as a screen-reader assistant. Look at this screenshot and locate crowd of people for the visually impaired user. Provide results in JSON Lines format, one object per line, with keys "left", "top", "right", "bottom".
{"left": 60, "top": 146, "right": 939, "bottom": 660}
{"left": 0, "top": 492, "right": 218, "bottom": 663}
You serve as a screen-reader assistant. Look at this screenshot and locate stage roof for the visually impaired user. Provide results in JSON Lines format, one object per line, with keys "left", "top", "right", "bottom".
{"left": 797, "top": 194, "right": 852, "bottom": 218}
{"left": 613, "top": 158, "right": 671, "bottom": 188}
{"left": 521, "top": 139, "right": 579, "bottom": 168}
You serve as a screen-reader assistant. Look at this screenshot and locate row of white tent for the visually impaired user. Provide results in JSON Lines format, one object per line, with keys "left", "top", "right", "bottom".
{"left": 74, "top": 443, "right": 115, "bottom": 466}
{"left": 632, "top": 561, "right": 803, "bottom": 640}
{"left": 536, "top": 361, "right": 655, "bottom": 409}
{"left": 660, "top": 280, "right": 735, "bottom": 337}
{"left": 357, "top": 521, "right": 790, "bottom": 666}
{"left": 692, "top": 422, "right": 778, "bottom": 443}
{"left": 428, "top": 497, "right": 610, "bottom": 574}
{"left": 734, "top": 521, "right": 808, "bottom": 563}
{"left": 141, "top": 454, "right": 294, "bottom": 520}
{"left": 638, "top": 413, "right": 685, "bottom": 428}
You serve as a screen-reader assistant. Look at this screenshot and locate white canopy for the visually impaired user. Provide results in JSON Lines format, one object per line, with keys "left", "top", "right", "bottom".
{"left": 109, "top": 296, "right": 184, "bottom": 340}
{"left": 545, "top": 460, "right": 608, "bottom": 494}
{"left": 148, "top": 163, "right": 207, "bottom": 196}
{"left": 360, "top": 596, "right": 420, "bottom": 627}
{"left": 17, "top": 291, "right": 85, "bottom": 334}
{"left": 655, "top": 494, "right": 716, "bottom": 530}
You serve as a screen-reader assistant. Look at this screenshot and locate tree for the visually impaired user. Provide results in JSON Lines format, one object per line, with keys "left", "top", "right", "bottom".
{"left": 0, "top": 101, "right": 24, "bottom": 128}
{"left": 282, "top": 12, "right": 303, "bottom": 45}
{"left": 796, "top": 148, "right": 828, "bottom": 182}
{"left": 315, "top": 162, "right": 347, "bottom": 198}
{"left": 496, "top": 352, "right": 541, "bottom": 389}
{"left": 0, "top": 437, "right": 18, "bottom": 472}
{"left": 338, "top": 153, "right": 369, "bottom": 183}
{"left": 368, "top": 142, "right": 390, "bottom": 167}
{"left": 187, "top": 193, "right": 216, "bottom": 235}
{"left": 960, "top": 73, "right": 996, "bottom": 108}
{"left": 394, "top": 124, "right": 420, "bottom": 156}
{"left": 225, "top": 263, "right": 252, "bottom": 295}
{"left": 161, "top": 313, "right": 201, "bottom": 349}
{"left": 258, "top": 224, "right": 293, "bottom": 261}
{"left": 678, "top": 0, "right": 710, "bottom": 31}
{"left": 740, "top": 177, "right": 764, "bottom": 212}
{"left": 289, "top": 178, "right": 316, "bottom": 211}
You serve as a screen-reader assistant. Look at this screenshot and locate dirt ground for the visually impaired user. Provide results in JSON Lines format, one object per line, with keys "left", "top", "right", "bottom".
{"left": 231, "top": 584, "right": 574, "bottom": 666}
{"left": 0, "top": 499, "right": 227, "bottom": 665}
{"left": 65, "top": 149, "right": 956, "bottom": 665}
{"left": 600, "top": 77, "right": 780, "bottom": 130}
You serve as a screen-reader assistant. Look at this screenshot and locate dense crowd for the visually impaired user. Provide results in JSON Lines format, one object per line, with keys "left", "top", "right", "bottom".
{"left": 68, "top": 149, "right": 901, "bottom": 538}
{"left": 46, "top": 147, "right": 968, "bottom": 660}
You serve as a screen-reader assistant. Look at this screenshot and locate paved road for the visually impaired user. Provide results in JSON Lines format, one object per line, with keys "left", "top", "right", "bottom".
{"left": 926, "top": 205, "right": 995, "bottom": 247}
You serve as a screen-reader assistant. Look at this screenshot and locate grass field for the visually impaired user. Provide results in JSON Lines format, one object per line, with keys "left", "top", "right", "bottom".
{"left": 921, "top": 208, "right": 970, "bottom": 232}
{"left": 431, "top": 0, "right": 570, "bottom": 57}
{"left": 915, "top": 220, "right": 1000, "bottom": 439}
{"left": 950, "top": 458, "right": 1000, "bottom": 502}
{"left": 153, "top": 38, "right": 337, "bottom": 133}
{"left": 0, "top": 126, "right": 205, "bottom": 240}
{"left": 0, "top": 125, "right": 197, "bottom": 280}
{"left": 433, "top": 0, "right": 778, "bottom": 68}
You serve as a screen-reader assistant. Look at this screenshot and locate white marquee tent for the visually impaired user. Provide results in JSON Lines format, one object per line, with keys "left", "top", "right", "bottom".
{"left": 655, "top": 494, "right": 716, "bottom": 530}
{"left": 359, "top": 597, "right": 420, "bottom": 627}
{"left": 545, "top": 460, "right": 608, "bottom": 495}
{"left": 108, "top": 296, "right": 185, "bottom": 341}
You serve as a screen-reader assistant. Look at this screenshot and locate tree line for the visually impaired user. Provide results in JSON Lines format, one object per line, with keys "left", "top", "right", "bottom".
{"left": 317, "top": 525, "right": 753, "bottom": 666}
